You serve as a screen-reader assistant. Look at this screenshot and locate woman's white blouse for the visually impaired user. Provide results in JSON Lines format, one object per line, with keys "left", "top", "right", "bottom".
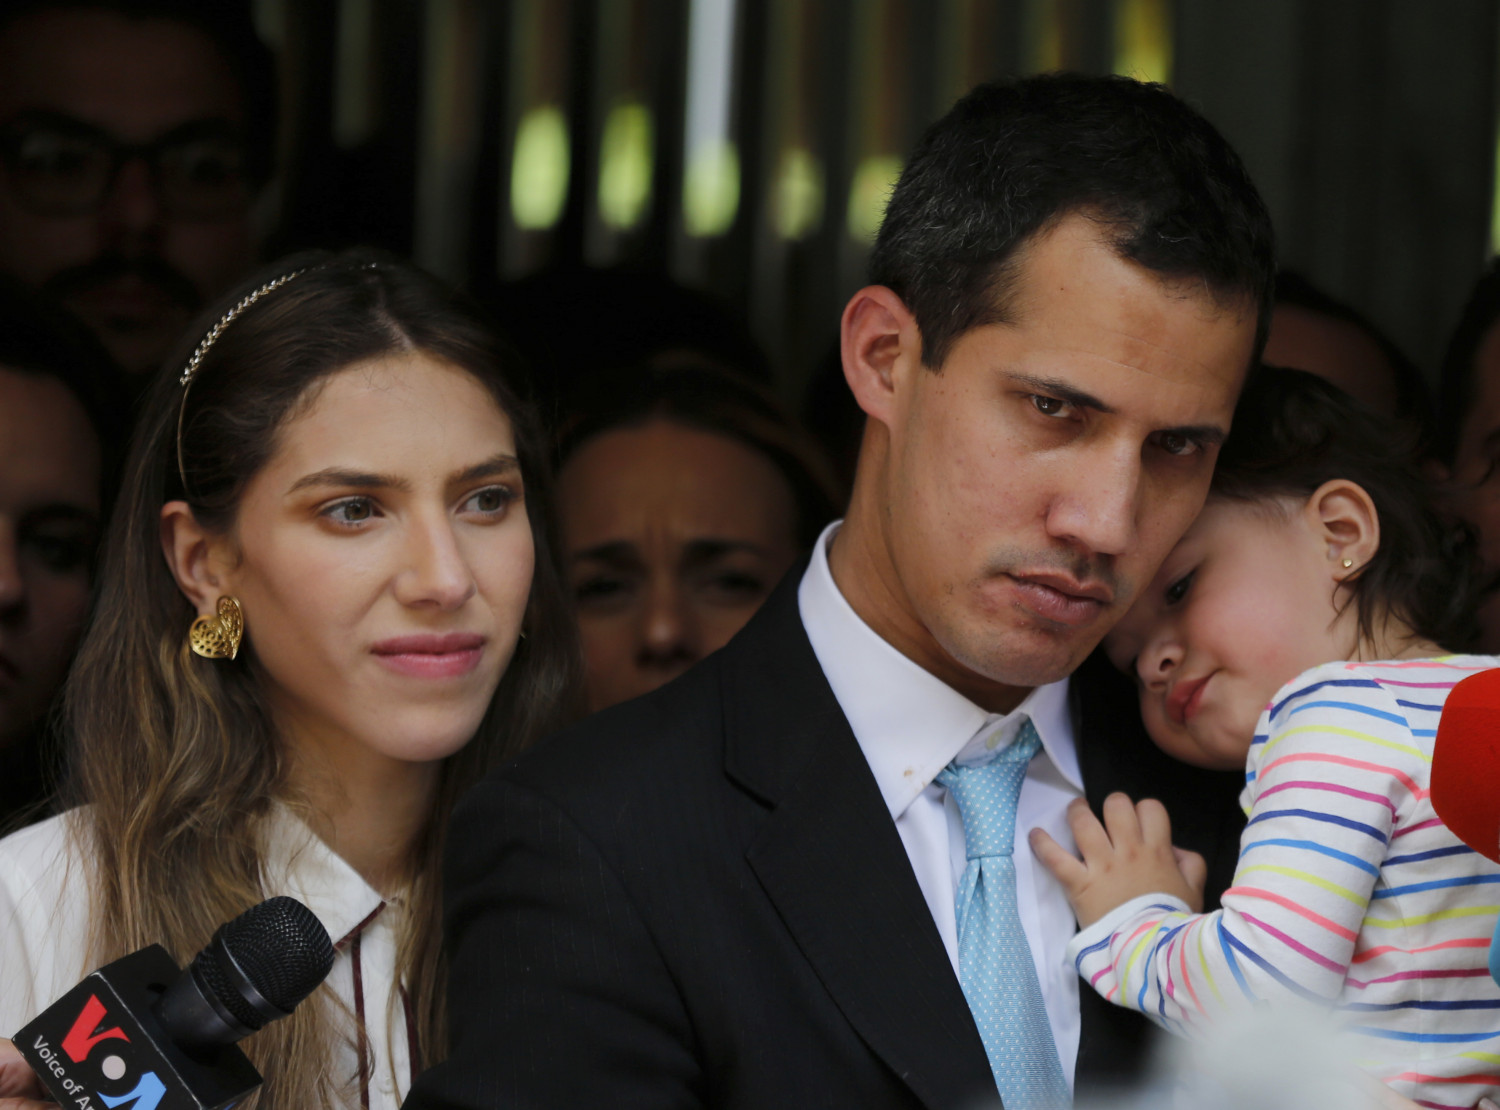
{"left": 0, "top": 807, "right": 415, "bottom": 1109}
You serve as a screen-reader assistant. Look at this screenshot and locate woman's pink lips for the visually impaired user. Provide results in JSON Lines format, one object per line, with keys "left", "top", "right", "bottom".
{"left": 1167, "top": 674, "right": 1211, "bottom": 725}
{"left": 371, "top": 633, "right": 485, "bottom": 679}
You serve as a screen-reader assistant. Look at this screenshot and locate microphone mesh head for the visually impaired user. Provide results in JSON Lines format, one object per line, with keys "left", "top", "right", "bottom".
{"left": 195, "top": 943, "right": 264, "bottom": 1030}
{"left": 198, "top": 896, "right": 336, "bottom": 1028}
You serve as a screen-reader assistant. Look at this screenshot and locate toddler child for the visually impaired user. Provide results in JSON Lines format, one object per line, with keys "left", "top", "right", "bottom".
{"left": 1031, "top": 367, "right": 1500, "bottom": 1110}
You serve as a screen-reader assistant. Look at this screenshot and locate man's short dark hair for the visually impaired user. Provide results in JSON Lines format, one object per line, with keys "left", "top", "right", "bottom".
{"left": 869, "top": 73, "right": 1276, "bottom": 369}
{"left": 1435, "top": 257, "right": 1500, "bottom": 466}
{"left": 0, "top": 0, "right": 276, "bottom": 182}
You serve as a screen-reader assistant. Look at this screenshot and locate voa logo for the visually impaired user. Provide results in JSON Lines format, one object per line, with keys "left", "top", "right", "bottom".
{"left": 58, "top": 994, "right": 168, "bottom": 1110}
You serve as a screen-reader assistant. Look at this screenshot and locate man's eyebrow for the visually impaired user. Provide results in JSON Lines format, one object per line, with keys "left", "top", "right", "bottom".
{"left": 6, "top": 108, "right": 110, "bottom": 139}
{"left": 1168, "top": 423, "right": 1228, "bottom": 447}
{"left": 1006, "top": 373, "right": 1114, "bottom": 414}
{"left": 1008, "top": 371, "right": 1227, "bottom": 443}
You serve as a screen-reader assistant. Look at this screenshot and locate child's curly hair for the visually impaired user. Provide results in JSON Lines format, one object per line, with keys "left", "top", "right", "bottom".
{"left": 1212, "top": 365, "right": 1483, "bottom": 652}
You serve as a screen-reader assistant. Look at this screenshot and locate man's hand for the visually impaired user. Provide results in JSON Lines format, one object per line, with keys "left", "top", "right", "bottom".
{"left": 0, "top": 1038, "right": 53, "bottom": 1109}
{"left": 1029, "top": 792, "right": 1207, "bottom": 928}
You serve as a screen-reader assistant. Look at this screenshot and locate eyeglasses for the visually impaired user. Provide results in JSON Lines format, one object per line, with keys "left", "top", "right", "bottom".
{"left": 0, "top": 111, "right": 253, "bottom": 220}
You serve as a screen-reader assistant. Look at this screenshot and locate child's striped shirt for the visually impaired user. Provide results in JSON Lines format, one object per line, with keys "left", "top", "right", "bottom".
{"left": 1069, "top": 656, "right": 1500, "bottom": 1110}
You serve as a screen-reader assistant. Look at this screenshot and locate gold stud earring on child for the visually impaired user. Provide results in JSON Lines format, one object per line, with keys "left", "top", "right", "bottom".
{"left": 1341, "top": 557, "right": 1354, "bottom": 569}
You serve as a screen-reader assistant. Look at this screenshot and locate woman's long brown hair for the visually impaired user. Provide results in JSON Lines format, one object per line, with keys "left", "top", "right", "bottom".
{"left": 59, "top": 249, "right": 580, "bottom": 1106}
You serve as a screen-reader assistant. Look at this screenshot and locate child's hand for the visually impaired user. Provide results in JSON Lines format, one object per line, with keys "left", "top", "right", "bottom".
{"left": 1029, "top": 792, "right": 1207, "bottom": 928}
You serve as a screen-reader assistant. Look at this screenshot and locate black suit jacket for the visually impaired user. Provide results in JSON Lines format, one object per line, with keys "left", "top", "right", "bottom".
{"left": 406, "top": 570, "right": 1245, "bottom": 1109}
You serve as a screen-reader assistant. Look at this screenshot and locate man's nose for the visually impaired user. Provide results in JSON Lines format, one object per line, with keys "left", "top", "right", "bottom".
{"left": 1046, "top": 441, "right": 1140, "bottom": 557}
{"left": 99, "top": 156, "right": 164, "bottom": 246}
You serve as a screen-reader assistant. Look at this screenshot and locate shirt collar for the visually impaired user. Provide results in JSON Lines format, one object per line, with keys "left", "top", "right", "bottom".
{"left": 260, "top": 803, "right": 392, "bottom": 948}
{"left": 798, "top": 521, "right": 1082, "bottom": 821}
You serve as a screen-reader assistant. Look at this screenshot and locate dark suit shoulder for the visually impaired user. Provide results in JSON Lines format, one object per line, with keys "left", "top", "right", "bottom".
{"left": 487, "top": 651, "right": 729, "bottom": 832}
{"left": 473, "top": 566, "right": 828, "bottom": 850}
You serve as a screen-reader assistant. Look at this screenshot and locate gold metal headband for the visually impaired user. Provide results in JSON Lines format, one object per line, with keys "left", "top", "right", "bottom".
{"left": 175, "top": 268, "right": 308, "bottom": 490}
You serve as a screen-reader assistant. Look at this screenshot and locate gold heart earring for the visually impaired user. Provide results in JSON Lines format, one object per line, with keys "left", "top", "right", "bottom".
{"left": 189, "top": 596, "right": 244, "bottom": 660}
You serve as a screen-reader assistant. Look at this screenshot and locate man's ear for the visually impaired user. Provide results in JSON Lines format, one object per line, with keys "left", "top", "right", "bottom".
{"left": 839, "top": 285, "right": 922, "bottom": 427}
{"left": 1304, "top": 479, "right": 1380, "bottom": 579}
{"left": 160, "top": 500, "right": 232, "bottom": 615}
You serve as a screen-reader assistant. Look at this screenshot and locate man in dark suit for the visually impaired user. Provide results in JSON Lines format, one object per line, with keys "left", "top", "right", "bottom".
{"left": 406, "top": 73, "right": 1274, "bottom": 1109}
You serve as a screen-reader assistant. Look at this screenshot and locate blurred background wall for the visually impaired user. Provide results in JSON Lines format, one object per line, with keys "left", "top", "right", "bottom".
{"left": 251, "top": 0, "right": 1500, "bottom": 401}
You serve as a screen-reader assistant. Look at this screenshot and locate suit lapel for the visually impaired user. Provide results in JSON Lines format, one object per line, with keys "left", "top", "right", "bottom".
{"left": 1070, "top": 649, "right": 1167, "bottom": 1088}
{"left": 719, "top": 575, "right": 996, "bottom": 1110}
{"left": 1069, "top": 648, "right": 1246, "bottom": 1092}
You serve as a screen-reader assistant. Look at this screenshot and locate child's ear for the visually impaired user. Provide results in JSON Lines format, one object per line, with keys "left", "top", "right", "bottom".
{"left": 1304, "top": 479, "right": 1380, "bottom": 581}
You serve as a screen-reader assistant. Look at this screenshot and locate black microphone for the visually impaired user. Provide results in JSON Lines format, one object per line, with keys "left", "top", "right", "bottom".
{"left": 12, "top": 895, "right": 334, "bottom": 1110}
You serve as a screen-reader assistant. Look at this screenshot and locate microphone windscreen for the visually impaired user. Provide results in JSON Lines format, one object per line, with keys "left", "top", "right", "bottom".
{"left": 1431, "top": 667, "right": 1500, "bottom": 863}
{"left": 195, "top": 895, "right": 335, "bottom": 1029}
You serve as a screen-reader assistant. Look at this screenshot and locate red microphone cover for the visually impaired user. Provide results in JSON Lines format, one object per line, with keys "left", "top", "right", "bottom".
{"left": 1431, "top": 667, "right": 1500, "bottom": 864}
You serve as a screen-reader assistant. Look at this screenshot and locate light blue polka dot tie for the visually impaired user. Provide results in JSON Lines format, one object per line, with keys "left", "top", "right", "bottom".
{"left": 937, "top": 719, "right": 1070, "bottom": 1109}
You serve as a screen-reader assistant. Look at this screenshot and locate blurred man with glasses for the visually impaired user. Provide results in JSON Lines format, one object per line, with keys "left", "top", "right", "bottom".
{"left": 0, "top": 1, "right": 275, "bottom": 376}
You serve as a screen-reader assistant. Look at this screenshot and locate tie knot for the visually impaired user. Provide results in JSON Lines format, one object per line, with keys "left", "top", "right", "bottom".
{"left": 937, "top": 721, "right": 1040, "bottom": 859}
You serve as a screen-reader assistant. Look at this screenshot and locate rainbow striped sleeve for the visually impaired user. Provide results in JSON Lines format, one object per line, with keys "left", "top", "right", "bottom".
{"left": 1069, "top": 657, "right": 1500, "bottom": 1107}
{"left": 1071, "top": 662, "right": 1426, "bottom": 1024}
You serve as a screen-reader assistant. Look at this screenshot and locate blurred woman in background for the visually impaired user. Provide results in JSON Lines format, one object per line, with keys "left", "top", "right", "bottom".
{"left": 0, "top": 280, "right": 126, "bottom": 827}
{"left": 556, "top": 364, "right": 841, "bottom": 712}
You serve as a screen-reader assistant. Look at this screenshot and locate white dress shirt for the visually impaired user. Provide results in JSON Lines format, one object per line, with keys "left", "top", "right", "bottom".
{"left": 0, "top": 805, "right": 414, "bottom": 1109}
{"left": 798, "top": 521, "right": 1086, "bottom": 1084}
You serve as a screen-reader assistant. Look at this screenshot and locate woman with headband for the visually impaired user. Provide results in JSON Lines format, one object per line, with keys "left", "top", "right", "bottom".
{"left": 0, "top": 250, "right": 580, "bottom": 1108}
